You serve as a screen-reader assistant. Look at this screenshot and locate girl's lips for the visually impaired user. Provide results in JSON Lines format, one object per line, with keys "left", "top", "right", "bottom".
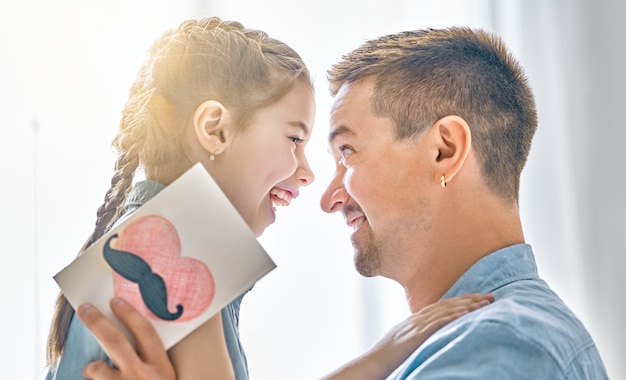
{"left": 270, "top": 187, "right": 295, "bottom": 207}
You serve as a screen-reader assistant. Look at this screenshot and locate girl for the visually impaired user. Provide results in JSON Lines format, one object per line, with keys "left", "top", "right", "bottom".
{"left": 45, "top": 17, "right": 493, "bottom": 380}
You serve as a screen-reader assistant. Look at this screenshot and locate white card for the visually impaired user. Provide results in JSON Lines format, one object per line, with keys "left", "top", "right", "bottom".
{"left": 54, "top": 163, "right": 276, "bottom": 350}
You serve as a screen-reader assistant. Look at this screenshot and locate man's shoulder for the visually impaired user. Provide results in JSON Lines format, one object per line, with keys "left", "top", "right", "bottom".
{"left": 487, "top": 279, "right": 592, "bottom": 345}
{"left": 466, "top": 279, "right": 597, "bottom": 357}
{"left": 390, "top": 281, "right": 607, "bottom": 379}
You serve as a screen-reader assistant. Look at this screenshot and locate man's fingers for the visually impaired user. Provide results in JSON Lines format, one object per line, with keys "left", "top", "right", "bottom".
{"left": 109, "top": 297, "right": 168, "bottom": 364}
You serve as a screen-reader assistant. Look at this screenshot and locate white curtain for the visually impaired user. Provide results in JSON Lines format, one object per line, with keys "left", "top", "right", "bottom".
{"left": 1, "top": 0, "right": 623, "bottom": 379}
{"left": 496, "top": 2, "right": 626, "bottom": 379}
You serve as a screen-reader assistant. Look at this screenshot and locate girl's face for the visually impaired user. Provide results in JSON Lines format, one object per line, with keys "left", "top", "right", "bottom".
{"left": 212, "top": 81, "right": 316, "bottom": 236}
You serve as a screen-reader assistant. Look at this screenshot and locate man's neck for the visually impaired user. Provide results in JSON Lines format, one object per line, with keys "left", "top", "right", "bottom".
{"left": 403, "top": 198, "right": 524, "bottom": 313}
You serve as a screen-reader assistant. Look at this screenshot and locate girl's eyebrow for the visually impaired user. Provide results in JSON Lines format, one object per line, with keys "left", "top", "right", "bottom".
{"left": 288, "top": 121, "right": 310, "bottom": 136}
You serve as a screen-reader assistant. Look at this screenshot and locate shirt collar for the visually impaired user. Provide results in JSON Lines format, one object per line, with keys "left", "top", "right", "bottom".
{"left": 442, "top": 244, "right": 539, "bottom": 299}
{"left": 123, "top": 180, "right": 166, "bottom": 214}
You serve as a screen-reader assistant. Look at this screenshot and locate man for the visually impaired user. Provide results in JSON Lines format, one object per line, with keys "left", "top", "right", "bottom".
{"left": 319, "top": 26, "right": 608, "bottom": 378}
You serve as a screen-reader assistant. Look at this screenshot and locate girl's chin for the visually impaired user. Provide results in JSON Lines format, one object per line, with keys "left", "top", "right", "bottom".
{"left": 251, "top": 211, "right": 275, "bottom": 237}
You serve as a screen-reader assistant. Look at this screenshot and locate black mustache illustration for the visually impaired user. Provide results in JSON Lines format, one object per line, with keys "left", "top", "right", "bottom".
{"left": 103, "top": 234, "right": 184, "bottom": 321}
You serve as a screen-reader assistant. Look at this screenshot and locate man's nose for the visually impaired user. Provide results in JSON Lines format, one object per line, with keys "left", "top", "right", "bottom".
{"left": 320, "top": 170, "right": 348, "bottom": 213}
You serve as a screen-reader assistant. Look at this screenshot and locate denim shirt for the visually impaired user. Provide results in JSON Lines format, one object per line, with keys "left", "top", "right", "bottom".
{"left": 388, "top": 244, "right": 608, "bottom": 379}
{"left": 46, "top": 180, "right": 250, "bottom": 380}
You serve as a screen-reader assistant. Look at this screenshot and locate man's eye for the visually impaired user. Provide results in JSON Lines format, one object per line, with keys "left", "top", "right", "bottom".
{"left": 339, "top": 145, "right": 354, "bottom": 164}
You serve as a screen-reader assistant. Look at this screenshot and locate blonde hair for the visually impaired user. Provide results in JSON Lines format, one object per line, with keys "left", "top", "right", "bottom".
{"left": 328, "top": 27, "right": 537, "bottom": 202}
{"left": 46, "top": 16, "right": 311, "bottom": 366}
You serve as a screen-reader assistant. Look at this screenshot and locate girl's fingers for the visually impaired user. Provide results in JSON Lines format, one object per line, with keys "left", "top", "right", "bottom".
{"left": 77, "top": 303, "right": 138, "bottom": 370}
{"left": 421, "top": 293, "right": 494, "bottom": 316}
{"left": 78, "top": 299, "right": 175, "bottom": 380}
{"left": 108, "top": 298, "right": 169, "bottom": 365}
{"left": 408, "top": 293, "right": 494, "bottom": 330}
{"left": 83, "top": 360, "right": 118, "bottom": 380}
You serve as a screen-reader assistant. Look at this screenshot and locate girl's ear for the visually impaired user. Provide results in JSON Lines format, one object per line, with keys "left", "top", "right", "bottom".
{"left": 193, "top": 100, "right": 231, "bottom": 157}
{"left": 431, "top": 115, "right": 472, "bottom": 185}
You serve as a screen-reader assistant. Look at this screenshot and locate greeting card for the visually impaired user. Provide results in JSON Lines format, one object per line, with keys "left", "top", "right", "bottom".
{"left": 54, "top": 163, "right": 276, "bottom": 350}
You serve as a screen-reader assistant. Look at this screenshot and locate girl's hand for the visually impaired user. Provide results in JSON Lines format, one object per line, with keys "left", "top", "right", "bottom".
{"left": 77, "top": 298, "right": 176, "bottom": 380}
{"left": 372, "top": 293, "right": 494, "bottom": 362}
{"left": 322, "top": 293, "right": 495, "bottom": 380}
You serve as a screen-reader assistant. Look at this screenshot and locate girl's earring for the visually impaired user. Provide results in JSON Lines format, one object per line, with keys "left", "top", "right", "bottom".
{"left": 209, "top": 154, "right": 215, "bottom": 161}
{"left": 440, "top": 174, "right": 446, "bottom": 188}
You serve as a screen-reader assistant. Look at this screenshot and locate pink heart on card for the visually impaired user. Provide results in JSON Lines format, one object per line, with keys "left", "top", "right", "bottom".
{"left": 109, "top": 215, "right": 214, "bottom": 322}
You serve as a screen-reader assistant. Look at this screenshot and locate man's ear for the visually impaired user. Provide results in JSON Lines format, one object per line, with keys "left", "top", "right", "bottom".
{"left": 193, "top": 100, "right": 231, "bottom": 156}
{"left": 431, "top": 115, "right": 472, "bottom": 185}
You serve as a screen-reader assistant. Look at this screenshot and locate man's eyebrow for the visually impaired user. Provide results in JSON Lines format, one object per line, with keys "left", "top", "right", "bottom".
{"left": 328, "top": 125, "right": 353, "bottom": 144}
{"left": 288, "top": 121, "right": 310, "bottom": 136}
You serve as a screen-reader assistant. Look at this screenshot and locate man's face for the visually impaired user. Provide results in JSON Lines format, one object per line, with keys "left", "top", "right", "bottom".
{"left": 320, "top": 78, "right": 434, "bottom": 280}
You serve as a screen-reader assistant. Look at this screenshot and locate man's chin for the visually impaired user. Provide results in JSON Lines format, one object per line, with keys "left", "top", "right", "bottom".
{"left": 354, "top": 252, "right": 380, "bottom": 277}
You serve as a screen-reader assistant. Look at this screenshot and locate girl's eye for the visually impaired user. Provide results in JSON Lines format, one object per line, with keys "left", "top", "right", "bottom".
{"left": 339, "top": 145, "right": 354, "bottom": 165}
{"left": 290, "top": 136, "right": 304, "bottom": 144}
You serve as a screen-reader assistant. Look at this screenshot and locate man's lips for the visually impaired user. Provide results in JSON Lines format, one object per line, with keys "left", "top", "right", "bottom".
{"left": 350, "top": 216, "right": 366, "bottom": 230}
{"left": 345, "top": 212, "right": 366, "bottom": 230}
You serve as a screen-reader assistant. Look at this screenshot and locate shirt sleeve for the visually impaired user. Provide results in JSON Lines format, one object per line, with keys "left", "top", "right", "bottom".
{"left": 46, "top": 314, "right": 113, "bottom": 380}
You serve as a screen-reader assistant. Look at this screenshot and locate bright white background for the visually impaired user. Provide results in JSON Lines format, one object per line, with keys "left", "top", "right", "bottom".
{"left": 1, "top": 0, "right": 624, "bottom": 379}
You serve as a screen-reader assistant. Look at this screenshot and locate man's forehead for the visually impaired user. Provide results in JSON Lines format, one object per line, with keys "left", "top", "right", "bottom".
{"left": 330, "top": 79, "right": 374, "bottom": 120}
{"left": 329, "top": 82, "right": 351, "bottom": 117}
{"left": 328, "top": 89, "right": 351, "bottom": 143}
